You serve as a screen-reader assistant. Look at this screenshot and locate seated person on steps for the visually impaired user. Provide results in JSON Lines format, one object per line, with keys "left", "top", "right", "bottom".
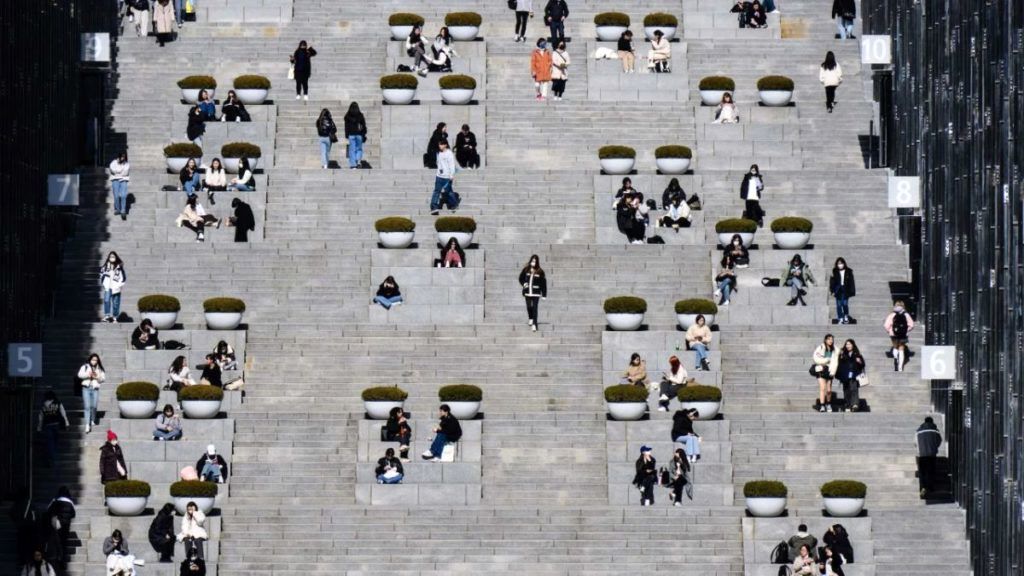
{"left": 435, "top": 237, "right": 466, "bottom": 268}
{"left": 620, "top": 352, "right": 648, "bottom": 387}
{"left": 196, "top": 444, "right": 228, "bottom": 483}
{"left": 713, "top": 92, "right": 739, "bottom": 123}
{"left": 661, "top": 178, "right": 686, "bottom": 209}
{"left": 373, "top": 276, "right": 403, "bottom": 310}
{"left": 220, "top": 90, "right": 250, "bottom": 122}
{"left": 658, "top": 195, "right": 691, "bottom": 230}
{"left": 714, "top": 254, "right": 737, "bottom": 306}
{"left": 153, "top": 404, "right": 183, "bottom": 440}
{"left": 685, "top": 314, "right": 713, "bottom": 371}
{"left": 781, "top": 254, "right": 816, "bottom": 306}
{"left": 131, "top": 318, "right": 160, "bottom": 350}
{"left": 385, "top": 406, "right": 412, "bottom": 461}
{"left": 632, "top": 445, "right": 657, "bottom": 506}
{"left": 646, "top": 30, "right": 671, "bottom": 72}
{"left": 658, "top": 355, "right": 689, "bottom": 411}
{"left": 375, "top": 447, "right": 405, "bottom": 484}
{"left": 422, "top": 404, "right": 462, "bottom": 461}
{"left": 672, "top": 407, "right": 702, "bottom": 463}
{"left": 788, "top": 524, "right": 818, "bottom": 561}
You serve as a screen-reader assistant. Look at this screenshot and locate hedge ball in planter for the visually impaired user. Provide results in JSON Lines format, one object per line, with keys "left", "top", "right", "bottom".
{"left": 603, "top": 296, "right": 647, "bottom": 331}
{"left": 604, "top": 384, "right": 648, "bottom": 420}
{"left": 598, "top": 145, "right": 636, "bottom": 175}
{"left": 821, "top": 480, "right": 867, "bottom": 517}
{"left": 375, "top": 217, "right": 416, "bottom": 248}
{"left": 698, "top": 76, "right": 736, "bottom": 106}
{"left": 138, "top": 294, "right": 181, "bottom": 329}
{"left": 204, "top": 297, "right": 246, "bottom": 330}
{"left": 715, "top": 218, "right": 758, "bottom": 248}
{"left": 744, "top": 480, "right": 788, "bottom": 517}
{"left": 674, "top": 299, "right": 718, "bottom": 329}
{"left": 757, "top": 75, "right": 795, "bottom": 107}
{"left": 643, "top": 13, "right": 679, "bottom": 40}
{"left": 655, "top": 145, "right": 693, "bottom": 175}
{"left": 677, "top": 385, "right": 722, "bottom": 420}
{"left": 439, "top": 74, "right": 477, "bottom": 105}
{"left": 233, "top": 74, "right": 271, "bottom": 104}
{"left": 435, "top": 216, "right": 476, "bottom": 248}
{"left": 178, "top": 75, "right": 217, "bottom": 103}
{"left": 221, "top": 142, "right": 262, "bottom": 173}
{"left": 116, "top": 381, "right": 161, "bottom": 419}
{"left": 362, "top": 386, "right": 409, "bottom": 420}
{"left": 179, "top": 385, "right": 224, "bottom": 419}
{"left": 105, "top": 480, "right": 151, "bottom": 516}
{"left": 445, "top": 12, "right": 482, "bottom": 41}
{"left": 164, "top": 143, "right": 202, "bottom": 173}
{"left": 771, "top": 217, "right": 813, "bottom": 249}
{"left": 171, "top": 480, "right": 218, "bottom": 515}
{"left": 439, "top": 384, "right": 482, "bottom": 419}
{"left": 381, "top": 74, "right": 418, "bottom": 105}
{"left": 594, "top": 12, "right": 630, "bottom": 41}
{"left": 388, "top": 13, "right": 425, "bottom": 40}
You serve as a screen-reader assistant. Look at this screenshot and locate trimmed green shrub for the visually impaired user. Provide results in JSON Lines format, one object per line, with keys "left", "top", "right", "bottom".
{"left": 375, "top": 217, "right": 416, "bottom": 233}
{"left": 674, "top": 299, "right": 718, "bottom": 315}
{"left": 699, "top": 76, "right": 736, "bottom": 91}
{"left": 388, "top": 13, "right": 424, "bottom": 26}
{"left": 177, "top": 75, "right": 217, "bottom": 89}
{"left": 594, "top": 12, "right": 630, "bottom": 26}
{"left": 770, "top": 216, "right": 814, "bottom": 233}
{"left": 604, "top": 384, "right": 649, "bottom": 403}
{"left": 603, "top": 296, "right": 647, "bottom": 314}
{"left": 715, "top": 218, "right": 758, "bottom": 233}
{"left": 233, "top": 75, "right": 271, "bottom": 90}
{"left": 445, "top": 12, "right": 482, "bottom": 26}
{"left": 644, "top": 12, "right": 679, "bottom": 27}
{"left": 105, "top": 480, "right": 151, "bottom": 498}
{"left": 439, "top": 384, "right": 483, "bottom": 402}
{"left": 203, "top": 297, "right": 246, "bottom": 313}
{"left": 598, "top": 145, "right": 636, "bottom": 159}
{"left": 757, "top": 75, "right": 795, "bottom": 91}
{"left": 179, "top": 386, "right": 224, "bottom": 401}
{"left": 655, "top": 145, "right": 693, "bottom": 159}
{"left": 362, "top": 386, "right": 409, "bottom": 402}
{"left": 116, "top": 381, "right": 160, "bottom": 402}
{"left": 439, "top": 74, "right": 477, "bottom": 90}
{"left": 744, "top": 480, "right": 788, "bottom": 498}
{"left": 678, "top": 384, "right": 722, "bottom": 402}
{"left": 380, "top": 74, "right": 419, "bottom": 90}
{"left": 138, "top": 294, "right": 181, "bottom": 313}
{"left": 434, "top": 216, "right": 477, "bottom": 233}
{"left": 221, "top": 142, "right": 262, "bottom": 159}
{"left": 821, "top": 480, "right": 867, "bottom": 498}
{"left": 164, "top": 143, "right": 202, "bottom": 158}
{"left": 170, "top": 480, "right": 218, "bottom": 498}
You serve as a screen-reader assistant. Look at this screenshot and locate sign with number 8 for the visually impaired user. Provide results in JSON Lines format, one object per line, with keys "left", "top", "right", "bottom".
{"left": 888, "top": 175, "right": 921, "bottom": 208}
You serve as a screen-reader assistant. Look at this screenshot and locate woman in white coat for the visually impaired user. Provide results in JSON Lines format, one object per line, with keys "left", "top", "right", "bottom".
{"left": 177, "top": 501, "right": 209, "bottom": 559}
{"left": 819, "top": 50, "right": 843, "bottom": 112}
{"left": 99, "top": 251, "right": 127, "bottom": 322}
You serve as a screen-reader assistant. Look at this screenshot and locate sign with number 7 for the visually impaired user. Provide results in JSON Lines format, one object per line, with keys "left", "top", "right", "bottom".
{"left": 47, "top": 174, "right": 80, "bottom": 206}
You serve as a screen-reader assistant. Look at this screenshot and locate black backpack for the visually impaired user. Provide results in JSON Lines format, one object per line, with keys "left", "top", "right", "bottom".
{"left": 507, "top": 0, "right": 517, "bottom": 9}
{"left": 770, "top": 541, "right": 790, "bottom": 564}
{"left": 891, "top": 311, "right": 909, "bottom": 339}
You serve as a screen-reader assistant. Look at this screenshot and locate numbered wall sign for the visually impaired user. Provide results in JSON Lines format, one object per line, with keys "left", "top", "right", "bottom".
{"left": 47, "top": 174, "right": 80, "bottom": 206}
{"left": 888, "top": 175, "right": 921, "bottom": 208}
{"left": 861, "top": 35, "right": 892, "bottom": 65}
{"left": 7, "top": 343, "right": 42, "bottom": 378}
{"left": 921, "top": 346, "right": 957, "bottom": 380}
{"left": 81, "top": 33, "right": 111, "bottom": 63}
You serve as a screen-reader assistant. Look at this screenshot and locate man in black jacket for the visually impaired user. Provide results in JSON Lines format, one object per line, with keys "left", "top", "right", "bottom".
{"left": 228, "top": 198, "right": 255, "bottom": 242}
{"left": 916, "top": 417, "right": 942, "bottom": 495}
{"left": 543, "top": 0, "right": 569, "bottom": 44}
{"left": 831, "top": 0, "right": 856, "bottom": 39}
{"left": 422, "top": 404, "right": 462, "bottom": 461}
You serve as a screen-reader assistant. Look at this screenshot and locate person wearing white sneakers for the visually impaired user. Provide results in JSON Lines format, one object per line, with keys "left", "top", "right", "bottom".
{"left": 99, "top": 251, "right": 127, "bottom": 322}
{"left": 290, "top": 40, "right": 317, "bottom": 101}
{"left": 672, "top": 408, "right": 702, "bottom": 463}
{"left": 632, "top": 446, "right": 658, "bottom": 506}
{"left": 519, "top": 254, "right": 547, "bottom": 331}
{"left": 658, "top": 355, "right": 689, "bottom": 411}
{"left": 530, "top": 38, "right": 552, "bottom": 100}
{"left": 421, "top": 404, "right": 463, "bottom": 461}
{"left": 883, "top": 300, "right": 915, "bottom": 371}
{"left": 77, "top": 354, "right": 106, "bottom": 433}
{"left": 550, "top": 41, "right": 570, "bottom": 100}
{"left": 668, "top": 448, "right": 691, "bottom": 505}
{"left": 513, "top": 0, "right": 533, "bottom": 42}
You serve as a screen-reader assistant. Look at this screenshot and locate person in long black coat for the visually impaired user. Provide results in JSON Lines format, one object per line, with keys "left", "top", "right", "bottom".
{"left": 454, "top": 124, "right": 480, "bottom": 169}
{"left": 423, "top": 123, "right": 448, "bottom": 169}
{"left": 149, "top": 503, "right": 176, "bottom": 562}
{"left": 186, "top": 105, "right": 206, "bottom": 148}
{"left": 290, "top": 40, "right": 317, "bottom": 98}
{"left": 44, "top": 487, "right": 76, "bottom": 567}
{"left": 229, "top": 198, "right": 255, "bottom": 242}
{"left": 632, "top": 446, "right": 658, "bottom": 506}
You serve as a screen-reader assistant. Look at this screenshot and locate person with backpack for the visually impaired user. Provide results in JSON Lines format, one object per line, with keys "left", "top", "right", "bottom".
{"left": 513, "top": 0, "right": 533, "bottom": 43}
{"left": 883, "top": 300, "right": 915, "bottom": 371}
{"left": 343, "top": 102, "right": 367, "bottom": 169}
{"left": 36, "top": 392, "right": 69, "bottom": 467}
{"left": 831, "top": 0, "right": 856, "bottom": 39}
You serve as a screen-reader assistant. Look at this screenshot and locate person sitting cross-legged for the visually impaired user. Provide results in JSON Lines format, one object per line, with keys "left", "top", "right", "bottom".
{"left": 375, "top": 447, "right": 405, "bottom": 484}
{"left": 421, "top": 404, "right": 463, "bottom": 461}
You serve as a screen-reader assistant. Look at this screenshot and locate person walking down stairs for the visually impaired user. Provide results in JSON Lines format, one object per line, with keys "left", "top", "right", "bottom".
{"left": 819, "top": 51, "right": 843, "bottom": 113}
{"left": 37, "top": 391, "right": 69, "bottom": 466}
{"left": 883, "top": 300, "right": 915, "bottom": 371}
{"left": 811, "top": 334, "right": 838, "bottom": 412}
{"left": 429, "top": 140, "right": 459, "bottom": 215}
{"left": 542, "top": 0, "right": 568, "bottom": 44}
{"left": 108, "top": 152, "right": 130, "bottom": 220}
{"left": 739, "top": 163, "right": 765, "bottom": 226}
{"left": 531, "top": 39, "right": 552, "bottom": 101}
{"left": 519, "top": 254, "right": 547, "bottom": 331}
{"left": 99, "top": 251, "right": 127, "bottom": 322}
{"left": 290, "top": 40, "right": 317, "bottom": 101}
{"left": 78, "top": 353, "right": 106, "bottom": 432}
{"left": 830, "top": 257, "right": 856, "bottom": 323}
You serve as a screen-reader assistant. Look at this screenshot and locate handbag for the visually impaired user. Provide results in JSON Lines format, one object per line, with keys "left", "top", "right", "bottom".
{"left": 809, "top": 364, "right": 825, "bottom": 377}
{"left": 440, "top": 443, "right": 456, "bottom": 462}
{"left": 329, "top": 132, "right": 338, "bottom": 143}
{"left": 507, "top": 0, "right": 517, "bottom": 9}
{"left": 856, "top": 374, "right": 870, "bottom": 387}
{"left": 287, "top": 65, "right": 295, "bottom": 80}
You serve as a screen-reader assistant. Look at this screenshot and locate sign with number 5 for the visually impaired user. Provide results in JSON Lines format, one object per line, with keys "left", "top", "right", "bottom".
{"left": 7, "top": 343, "right": 42, "bottom": 378}
{"left": 921, "top": 346, "right": 956, "bottom": 380}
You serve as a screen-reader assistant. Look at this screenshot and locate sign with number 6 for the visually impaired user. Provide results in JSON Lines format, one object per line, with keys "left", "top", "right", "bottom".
{"left": 888, "top": 175, "right": 921, "bottom": 208}
{"left": 7, "top": 343, "right": 42, "bottom": 378}
{"left": 921, "top": 346, "right": 956, "bottom": 380}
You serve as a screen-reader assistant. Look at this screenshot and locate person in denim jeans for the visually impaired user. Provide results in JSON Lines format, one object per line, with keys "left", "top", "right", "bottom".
{"left": 37, "top": 391, "right": 69, "bottom": 466}
{"left": 685, "top": 314, "right": 713, "bottom": 371}
{"left": 421, "top": 404, "right": 462, "bottom": 461}
{"left": 108, "top": 152, "right": 130, "bottom": 220}
{"left": 671, "top": 408, "right": 701, "bottom": 463}
{"left": 99, "top": 251, "right": 126, "bottom": 322}
{"left": 373, "top": 276, "right": 403, "bottom": 310}
{"left": 344, "top": 102, "right": 367, "bottom": 169}
{"left": 315, "top": 108, "right": 337, "bottom": 169}
{"left": 77, "top": 354, "right": 105, "bottom": 433}
{"left": 179, "top": 158, "right": 202, "bottom": 196}
{"left": 714, "top": 254, "right": 736, "bottom": 306}
{"left": 196, "top": 445, "right": 228, "bottom": 483}
{"left": 153, "top": 405, "right": 183, "bottom": 440}
{"left": 829, "top": 257, "right": 856, "bottom": 323}
{"left": 229, "top": 158, "right": 255, "bottom": 191}
{"left": 375, "top": 448, "right": 404, "bottom": 484}
{"left": 831, "top": 0, "right": 856, "bottom": 38}
{"left": 429, "top": 140, "right": 459, "bottom": 215}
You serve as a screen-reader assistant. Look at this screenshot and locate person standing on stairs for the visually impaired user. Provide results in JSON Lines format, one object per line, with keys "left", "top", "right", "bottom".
{"left": 812, "top": 333, "right": 839, "bottom": 412}
{"left": 423, "top": 122, "right": 448, "bottom": 169}
{"left": 668, "top": 448, "right": 691, "bottom": 505}
{"left": 739, "top": 163, "right": 765, "bottom": 226}
{"left": 551, "top": 41, "right": 570, "bottom": 101}
{"left": 429, "top": 139, "right": 459, "bottom": 215}
{"left": 153, "top": 0, "right": 175, "bottom": 46}
{"left": 315, "top": 108, "right": 337, "bottom": 169}
{"left": 108, "top": 152, "right": 131, "bottom": 220}
{"left": 99, "top": 430, "right": 128, "bottom": 483}
{"left": 819, "top": 51, "right": 843, "bottom": 113}
{"left": 149, "top": 503, "right": 176, "bottom": 563}
{"left": 78, "top": 353, "right": 106, "bottom": 434}
{"left": 632, "top": 445, "right": 657, "bottom": 506}
{"left": 831, "top": 0, "right": 857, "bottom": 39}
{"left": 830, "top": 257, "right": 856, "bottom": 323}
{"left": 543, "top": 0, "right": 568, "bottom": 44}
{"left": 290, "top": 40, "right": 317, "bottom": 101}
{"left": 519, "top": 254, "right": 547, "bottom": 331}
{"left": 530, "top": 39, "right": 553, "bottom": 101}
{"left": 782, "top": 254, "right": 816, "bottom": 306}
{"left": 100, "top": 251, "right": 127, "bottom": 322}
{"left": 513, "top": 0, "right": 533, "bottom": 43}
{"left": 836, "top": 339, "right": 865, "bottom": 412}
{"left": 685, "top": 315, "right": 713, "bottom": 371}
{"left": 883, "top": 300, "right": 915, "bottom": 371}
{"left": 343, "top": 102, "right": 367, "bottom": 169}
{"left": 37, "top": 391, "right": 69, "bottom": 467}
{"left": 227, "top": 198, "right": 255, "bottom": 242}
{"left": 916, "top": 416, "right": 942, "bottom": 496}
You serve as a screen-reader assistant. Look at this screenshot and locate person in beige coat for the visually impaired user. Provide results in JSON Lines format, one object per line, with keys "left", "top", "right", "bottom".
{"left": 550, "top": 41, "right": 570, "bottom": 101}
{"left": 685, "top": 315, "right": 713, "bottom": 371}
{"left": 153, "top": 0, "right": 175, "bottom": 46}
{"left": 812, "top": 334, "right": 840, "bottom": 412}
{"left": 646, "top": 30, "right": 671, "bottom": 72}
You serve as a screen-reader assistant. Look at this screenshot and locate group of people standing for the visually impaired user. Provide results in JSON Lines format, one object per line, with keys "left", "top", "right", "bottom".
{"left": 316, "top": 103, "right": 367, "bottom": 169}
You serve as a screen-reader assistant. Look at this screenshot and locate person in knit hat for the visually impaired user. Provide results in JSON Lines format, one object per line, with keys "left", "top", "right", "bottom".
{"left": 632, "top": 445, "right": 658, "bottom": 506}
{"left": 99, "top": 430, "right": 127, "bottom": 483}
{"left": 195, "top": 444, "right": 229, "bottom": 483}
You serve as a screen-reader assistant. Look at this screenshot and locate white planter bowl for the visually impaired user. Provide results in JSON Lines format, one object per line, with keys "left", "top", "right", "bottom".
{"left": 382, "top": 88, "right": 416, "bottom": 105}
{"left": 440, "top": 88, "right": 475, "bottom": 105}
{"left": 141, "top": 311, "right": 178, "bottom": 330}
{"left": 823, "top": 497, "right": 865, "bottom": 517}
{"left": 759, "top": 90, "right": 793, "bottom": 106}
{"left": 447, "top": 25, "right": 479, "bottom": 41}
{"left": 644, "top": 25, "right": 677, "bottom": 41}
{"left": 223, "top": 156, "right": 260, "bottom": 174}
{"left": 181, "top": 88, "right": 216, "bottom": 104}
{"left": 234, "top": 88, "right": 268, "bottom": 105}
{"left": 746, "top": 496, "right": 787, "bottom": 517}
{"left": 106, "top": 496, "right": 148, "bottom": 516}
{"left": 365, "top": 400, "right": 404, "bottom": 420}
{"left": 437, "top": 231, "right": 473, "bottom": 248}
{"left": 717, "top": 232, "right": 755, "bottom": 248}
{"left": 675, "top": 313, "right": 716, "bottom": 330}
{"left": 174, "top": 496, "right": 215, "bottom": 515}
{"left": 390, "top": 25, "right": 414, "bottom": 41}
{"left": 378, "top": 231, "right": 415, "bottom": 249}
{"left": 656, "top": 157, "right": 691, "bottom": 175}
{"left": 699, "top": 89, "right": 728, "bottom": 106}
{"left": 679, "top": 400, "right": 720, "bottom": 420}
{"left": 607, "top": 401, "right": 648, "bottom": 421}
{"left": 181, "top": 399, "right": 222, "bottom": 419}
{"left": 600, "top": 158, "right": 635, "bottom": 175}
{"left": 446, "top": 401, "right": 480, "bottom": 420}
{"left": 595, "top": 25, "right": 628, "bottom": 41}
{"left": 205, "top": 312, "right": 243, "bottom": 330}
{"left": 166, "top": 157, "right": 193, "bottom": 173}
{"left": 118, "top": 400, "right": 157, "bottom": 419}
{"left": 774, "top": 232, "right": 811, "bottom": 249}
{"left": 606, "top": 313, "right": 644, "bottom": 331}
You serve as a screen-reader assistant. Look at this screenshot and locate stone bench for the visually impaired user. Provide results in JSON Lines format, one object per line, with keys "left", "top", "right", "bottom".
{"left": 355, "top": 481, "right": 482, "bottom": 506}
{"left": 743, "top": 517, "right": 873, "bottom": 572}
{"left": 125, "top": 330, "right": 246, "bottom": 370}
{"left": 384, "top": 42, "right": 487, "bottom": 101}
{"left": 380, "top": 104, "right": 486, "bottom": 170}
{"left": 604, "top": 331, "right": 724, "bottom": 367}
{"left": 587, "top": 41, "right": 689, "bottom": 102}
{"left": 357, "top": 419, "right": 482, "bottom": 463}
{"left": 196, "top": 0, "right": 293, "bottom": 23}
{"left": 86, "top": 538, "right": 220, "bottom": 563}
{"left": 369, "top": 248, "right": 485, "bottom": 324}
{"left": 108, "top": 417, "right": 235, "bottom": 441}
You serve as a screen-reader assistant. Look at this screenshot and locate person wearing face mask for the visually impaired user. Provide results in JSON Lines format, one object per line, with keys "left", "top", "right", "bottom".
{"left": 99, "top": 251, "right": 127, "bottom": 323}
{"left": 530, "top": 38, "right": 553, "bottom": 101}
{"left": 739, "top": 163, "right": 765, "bottom": 226}
{"left": 108, "top": 152, "right": 131, "bottom": 220}
{"left": 883, "top": 300, "right": 915, "bottom": 371}
{"left": 632, "top": 446, "right": 658, "bottom": 506}
{"left": 37, "top": 392, "right": 69, "bottom": 466}
{"left": 725, "top": 234, "right": 749, "bottom": 267}
{"left": 550, "top": 41, "right": 570, "bottom": 101}
{"left": 836, "top": 339, "right": 865, "bottom": 412}
{"left": 290, "top": 40, "right": 317, "bottom": 100}
{"left": 99, "top": 431, "right": 127, "bottom": 483}
{"left": 829, "top": 257, "right": 856, "bottom": 324}
{"left": 781, "top": 254, "right": 815, "bottom": 306}
{"left": 519, "top": 254, "right": 547, "bottom": 331}
{"left": 77, "top": 354, "right": 106, "bottom": 433}
{"left": 658, "top": 355, "right": 688, "bottom": 411}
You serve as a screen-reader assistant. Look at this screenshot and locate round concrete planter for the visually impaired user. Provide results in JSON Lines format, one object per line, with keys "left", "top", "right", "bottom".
{"left": 600, "top": 158, "right": 635, "bottom": 175}
{"left": 437, "top": 231, "right": 473, "bottom": 248}
{"left": 447, "top": 25, "right": 479, "bottom": 41}
{"left": 676, "top": 313, "right": 716, "bottom": 330}
{"left": 234, "top": 88, "right": 268, "bottom": 105}
{"left": 382, "top": 88, "right": 417, "bottom": 105}
{"left": 773, "top": 232, "right": 811, "bottom": 249}
{"left": 595, "top": 25, "right": 628, "bottom": 41}
{"left": 118, "top": 400, "right": 157, "bottom": 419}
{"left": 223, "top": 157, "right": 260, "bottom": 174}
{"left": 166, "top": 157, "right": 192, "bottom": 173}
{"left": 717, "top": 232, "right": 754, "bottom": 248}
{"left": 644, "top": 26, "right": 677, "bottom": 40}
{"left": 746, "top": 496, "right": 787, "bottom": 517}
{"left": 447, "top": 401, "right": 480, "bottom": 420}
{"left": 181, "top": 88, "right": 216, "bottom": 104}
{"left": 656, "top": 157, "right": 691, "bottom": 175}
{"left": 679, "top": 400, "right": 720, "bottom": 420}
{"left": 699, "top": 89, "right": 728, "bottom": 106}
{"left": 174, "top": 497, "right": 215, "bottom": 515}
{"left": 205, "top": 312, "right": 243, "bottom": 330}
{"left": 823, "top": 497, "right": 865, "bottom": 517}
{"left": 759, "top": 90, "right": 793, "bottom": 106}
{"left": 181, "top": 399, "right": 222, "bottom": 419}
{"left": 440, "top": 88, "right": 475, "bottom": 105}
{"left": 390, "top": 25, "right": 414, "bottom": 40}
{"left": 606, "top": 313, "right": 644, "bottom": 331}
{"left": 378, "top": 231, "right": 415, "bottom": 249}
{"left": 607, "top": 401, "right": 648, "bottom": 421}
{"left": 141, "top": 311, "right": 178, "bottom": 330}
{"left": 106, "top": 496, "right": 148, "bottom": 517}
{"left": 365, "top": 400, "right": 404, "bottom": 420}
